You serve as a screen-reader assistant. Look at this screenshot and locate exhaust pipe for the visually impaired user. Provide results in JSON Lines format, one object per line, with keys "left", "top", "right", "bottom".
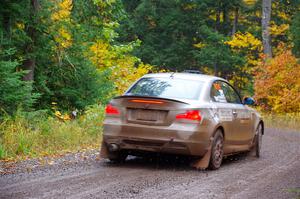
{"left": 108, "top": 143, "right": 119, "bottom": 152}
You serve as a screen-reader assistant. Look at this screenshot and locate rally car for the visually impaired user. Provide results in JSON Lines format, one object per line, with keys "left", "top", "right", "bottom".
{"left": 100, "top": 72, "right": 263, "bottom": 169}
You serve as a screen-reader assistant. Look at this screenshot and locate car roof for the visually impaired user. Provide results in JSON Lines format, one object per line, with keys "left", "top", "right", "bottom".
{"left": 143, "top": 72, "right": 225, "bottom": 82}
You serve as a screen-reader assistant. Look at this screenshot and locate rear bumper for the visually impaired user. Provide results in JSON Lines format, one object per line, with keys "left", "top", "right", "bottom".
{"left": 102, "top": 121, "right": 212, "bottom": 156}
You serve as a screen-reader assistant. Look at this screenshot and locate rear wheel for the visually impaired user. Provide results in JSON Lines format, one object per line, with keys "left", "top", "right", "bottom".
{"left": 255, "top": 124, "right": 263, "bottom": 158}
{"left": 209, "top": 130, "right": 224, "bottom": 170}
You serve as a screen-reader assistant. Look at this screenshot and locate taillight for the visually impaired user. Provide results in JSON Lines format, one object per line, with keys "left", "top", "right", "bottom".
{"left": 176, "top": 110, "right": 201, "bottom": 121}
{"left": 105, "top": 104, "right": 120, "bottom": 115}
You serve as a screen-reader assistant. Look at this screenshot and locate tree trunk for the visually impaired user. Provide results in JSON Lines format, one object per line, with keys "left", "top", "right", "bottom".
{"left": 215, "top": 8, "right": 221, "bottom": 31}
{"left": 232, "top": 7, "right": 239, "bottom": 36}
{"left": 222, "top": 5, "right": 230, "bottom": 35}
{"left": 22, "top": 0, "right": 39, "bottom": 81}
{"left": 1, "top": 1, "right": 12, "bottom": 45}
{"left": 262, "top": 0, "right": 272, "bottom": 58}
{"left": 2, "top": 15, "right": 11, "bottom": 43}
{"left": 214, "top": 61, "right": 218, "bottom": 76}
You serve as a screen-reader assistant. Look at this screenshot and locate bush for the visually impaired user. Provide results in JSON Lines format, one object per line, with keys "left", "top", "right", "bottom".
{"left": 254, "top": 51, "right": 300, "bottom": 113}
{"left": 0, "top": 105, "right": 105, "bottom": 160}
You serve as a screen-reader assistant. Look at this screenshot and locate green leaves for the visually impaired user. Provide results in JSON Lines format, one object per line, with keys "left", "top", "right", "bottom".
{"left": 291, "top": 12, "right": 300, "bottom": 57}
{"left": 119, "top": 1, "right": 245, "bottom": 78}
{"left": 0, "top": 49, "right": 38, "bottom": 116}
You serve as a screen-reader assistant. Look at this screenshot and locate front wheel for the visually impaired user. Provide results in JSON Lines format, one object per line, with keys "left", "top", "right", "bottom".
{"left": 209, "top": 130, "right": 224, "bottom": 170}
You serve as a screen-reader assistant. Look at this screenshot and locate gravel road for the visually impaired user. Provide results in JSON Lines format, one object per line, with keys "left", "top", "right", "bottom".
{"left": 0, "top": 128, "right": 299, "bottom": 199}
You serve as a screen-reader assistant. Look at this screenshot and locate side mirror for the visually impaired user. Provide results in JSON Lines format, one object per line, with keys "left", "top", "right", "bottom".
{"left": 243, "top": 97, "right": 256, "bottom": 106}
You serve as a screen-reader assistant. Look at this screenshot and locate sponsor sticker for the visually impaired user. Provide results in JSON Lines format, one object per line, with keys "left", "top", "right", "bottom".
{"left": 238, "top": 111, "right": 251, "bottom": 119}
{"left": 218, "top": 109, "right": 233, "bottom": 121}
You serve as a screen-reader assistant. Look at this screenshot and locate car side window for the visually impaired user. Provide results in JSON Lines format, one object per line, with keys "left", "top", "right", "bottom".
{"left": 220, "top": 82, "right": 242, "bottom": 104}
{"left": 210, "top": 81, "right": 242, "bottom": 104}
{"left": 210, "top": 81, "right": 227, "bottom": 103}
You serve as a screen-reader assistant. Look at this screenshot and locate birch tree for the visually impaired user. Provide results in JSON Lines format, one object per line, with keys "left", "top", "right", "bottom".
{"left": 262, "top": 0, "right": 272, "bottom": 58}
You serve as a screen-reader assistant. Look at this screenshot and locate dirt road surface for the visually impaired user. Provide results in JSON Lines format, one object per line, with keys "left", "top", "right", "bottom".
{"left": 0, "top": 128, "right": 299, "bottom": 199}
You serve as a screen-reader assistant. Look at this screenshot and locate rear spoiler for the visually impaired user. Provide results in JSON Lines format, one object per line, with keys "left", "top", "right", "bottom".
{"left": 113, "top": 95, "right": 189, "bottom": 105}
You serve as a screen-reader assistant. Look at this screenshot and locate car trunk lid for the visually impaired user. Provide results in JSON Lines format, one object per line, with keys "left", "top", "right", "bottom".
{"left": 111, "top": 95, "right": 191, "bottom": 126}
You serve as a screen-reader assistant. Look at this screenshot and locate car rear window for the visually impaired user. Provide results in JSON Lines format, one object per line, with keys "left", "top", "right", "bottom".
{"left": 126, "top": 77, "right": 204, "bottom": 100}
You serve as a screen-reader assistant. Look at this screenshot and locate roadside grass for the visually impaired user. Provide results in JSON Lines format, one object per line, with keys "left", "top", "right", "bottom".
{"left": 285, "top": 188, "right": 300, "bottom": 199}
{"left": 262, "top": 113, "right": 300, "bottom": 131}
{"left": 0, "top": 105, "right": 104, "bottom": 161}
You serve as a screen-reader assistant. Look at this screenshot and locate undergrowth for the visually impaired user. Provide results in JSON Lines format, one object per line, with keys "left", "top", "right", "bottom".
{"left": 0, "top": 105, "right": 104, "bottom": 160}
{"left": 262, "top": 112, "right": 300, "bottom": 131}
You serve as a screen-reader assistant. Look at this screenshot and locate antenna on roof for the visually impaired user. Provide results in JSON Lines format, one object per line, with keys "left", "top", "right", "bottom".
{"left": 170, "top": 72, "right": 175, "bottom": 78}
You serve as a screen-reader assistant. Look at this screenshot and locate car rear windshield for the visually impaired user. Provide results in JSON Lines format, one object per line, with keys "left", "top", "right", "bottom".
{"left": 126, "top": 77, "right": 204, "bottom": 100}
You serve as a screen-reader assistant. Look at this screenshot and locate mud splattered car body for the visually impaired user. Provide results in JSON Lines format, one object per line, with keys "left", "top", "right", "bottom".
{"left": 101, "top": 73, "right": 264, "bottom": 169}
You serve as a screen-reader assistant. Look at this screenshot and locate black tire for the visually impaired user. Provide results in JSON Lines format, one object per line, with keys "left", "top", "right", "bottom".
{"left": 209, "top": 130, "right": 224, "bottom": 170}
{"left": 108, "top": 151, "right": 128, "bottom": 163}
{"left": 255, "top": 124, "right": 263, "bottom": 158}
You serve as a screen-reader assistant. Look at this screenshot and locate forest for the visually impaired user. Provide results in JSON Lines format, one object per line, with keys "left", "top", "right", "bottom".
{"left": 0, "top": 0, "right": 299, "bottom": 160}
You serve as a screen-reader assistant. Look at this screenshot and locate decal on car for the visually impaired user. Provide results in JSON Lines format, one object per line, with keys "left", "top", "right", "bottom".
{"left": 218, "top": 109, "right": 233, "bottom": 121}
{"left": 238, "top": 111, "right": 251, "bottom": 119}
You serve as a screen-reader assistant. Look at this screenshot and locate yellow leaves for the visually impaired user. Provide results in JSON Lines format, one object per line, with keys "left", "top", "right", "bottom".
{"left": 225, "top": 32, "right": 262, "bottom": 51}
{"left": 182, "top": 3, "right": 197, "bottom": 10}
{"left": 272, "top": 42, "right": 292, "bottom": 56}
{"left": 60, "top": 0, "right": 72, "bottom": 10}
{"left": 54, "top": 110, "right": 71, "bottom": 121}
{"left": 53, "top": 103, "right": 71, "bottom": 121}
{"left": 254, "top": 50, "right": 300, "bottom": 113}
{"left": 277, "top": 11, "right": 289, "bottom": 21}
{"left": 89, "top": 40, "right": 152, "bottom": 95}
{"left": 110, "top": 57, "right": 152, "bottom": 94}
{"left": 270, "top": 22, "right": 289, "bottom": 36}
{"left": 226, "top": 32, "right": 262, "bottom": 74}
{"left": 54, "top": 111, "right": 61, "bottom": 117}
{"left": 16, "top": 23, "right": 25, "bottom": 30}
{"left": 90, "top": 40, "right": 113, "bottom": 68}
{"left": 229, "top": 74, "right": 251, "bottom": 93}
{"left": 201, "top": 67, "right": 214, "bottom": 75}
{"left": 63, "top": 115, "right": 71, "bottom": 121}
{"left": 55, "top": 28, "right": 72, "bottom": 48}
{"left": 50, "top": 0, "right": 73, "bottom": 49}
{"left": 95, "top": 0, "right": 117, "bottom": 9}
{"left": 243, "top": 0, "right": 257, "bottom": 6}
{"left": 193, "top": 42, "right": 206, "bottom": 49}
{"left": 51, "top": 0, "right": 73, "bottom": 22}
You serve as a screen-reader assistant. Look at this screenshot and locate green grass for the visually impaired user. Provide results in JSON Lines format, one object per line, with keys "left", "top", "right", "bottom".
{"left": 0, "top": 105, "right": 105, "bottom": 161}
{"left": 285, "top": 188, "right": 300, "bottom": 199}
{"left": 0, "top": 143, "right": 7, "bottom": 159}
{"left": 262, "top": 113, "right": 300, "bottom": 131}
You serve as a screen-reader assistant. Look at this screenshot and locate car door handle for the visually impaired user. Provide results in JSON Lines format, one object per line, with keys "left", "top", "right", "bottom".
{"left": 232, "top": 111, "right": 238, "bottom": 117}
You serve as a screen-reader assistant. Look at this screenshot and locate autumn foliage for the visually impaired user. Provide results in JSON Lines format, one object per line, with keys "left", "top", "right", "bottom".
{"left": 254, "top": 51, "right": 300, "bottom": 113}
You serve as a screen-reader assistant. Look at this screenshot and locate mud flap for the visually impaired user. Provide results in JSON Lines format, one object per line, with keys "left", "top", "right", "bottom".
{"left": 100, "top": 141, "right": 109, "bottom": 159}
{"left": 248, "top": 131, "right": 258, "bottom": 156}
{"left": 191, "top": 137, "right": 214, "bottom": 170}
{"left": 191, "top": 146, "right": 212, "bottom": 170}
